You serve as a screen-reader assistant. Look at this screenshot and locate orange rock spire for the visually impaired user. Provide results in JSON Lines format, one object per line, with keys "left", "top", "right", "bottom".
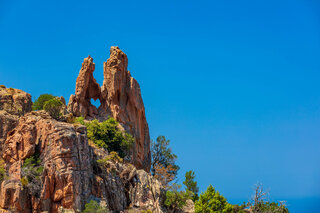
{"left": 68, "top": 46, "right": 151, "bottom": 172}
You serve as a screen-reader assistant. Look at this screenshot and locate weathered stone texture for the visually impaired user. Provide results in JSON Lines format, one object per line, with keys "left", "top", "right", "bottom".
{"left": 68, "top": 47, "right": 151, "bottom": 172}
{"left": 67, "top": 56, "right": 100, "bottom": 118}
{"left": 0, "top": 111, "right": 165, "bottom": 213}
{"left": 1, "top": 111, "right": 92, "bottom": 212}
{"left": 0, "top": 87, "right": 32, "bottom": 154}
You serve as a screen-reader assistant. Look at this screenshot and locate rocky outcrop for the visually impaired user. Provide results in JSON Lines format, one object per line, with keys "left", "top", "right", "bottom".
{"left": 90, "top": 144, "right": 164, "bottom": 212}
{"left": 67, "top": 56, "right": 100, "bottom": 118}
{"left": 0, "top": 180, "right": 30, "bottom": 212}
{"left": 0, "top": 87, "right": 32, "bottom": 154}
{"left": 0, "top": 112, "right": 18, "bottom": 153}
{"left": 0, "top": 110, "right": 164, "bottom": 212}
{"left": 128, "top": 169, "right": 164, "bottom": 212}
{"left": 1, "top": 111, "right": 92, "bottom": 212}
{"left": 181, "top": 200, "right": 195, "bottom": 213}
{"left": 68, "top": 47, "right": 151, "bottom": 172}
{"left": 0, "top": 87, "right": 32, "bottom": 116}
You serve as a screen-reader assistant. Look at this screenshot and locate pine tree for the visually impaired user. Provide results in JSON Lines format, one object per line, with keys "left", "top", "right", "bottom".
{"left": 183, "top": 170, "right": 199, "bottom": 201}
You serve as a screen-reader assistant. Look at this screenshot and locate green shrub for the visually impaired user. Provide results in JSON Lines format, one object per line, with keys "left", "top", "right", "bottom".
{"left": 75, "top": 116, "right": 85, "bottom": 125}
{"left": 195, "top": 185, "right": 233, "bottom": 213}
{"left": 0, "top": 159, "right": 6, "bottom": 183}
{"left": 32, "top": 94, "right": 55, "bottom": 110}
{"left": 97, "top": 151, "right": 123, "bottom": 166}
{"left": 20, "top": 176, "right": 28, "bottom": 187}
{"left": 21, "top": 153, "right": 44, "bottom": 197}
{"left": 165, "top": 184, "right": 192, "bottom": 210}
{"left": 232, "top": 202, "right": 249, "bottom": 213}
{"left": 85, "top": 118, "right": 134, "bottom": 158}
{"left": 82, "top": 200, "right": 108, "bottom": 213}
{"left": 0, "top": 85, "right": 6, "bottom": 88}
{"left": 43, "top": 98, "right": 63, "bottom": 119}
{"left": 97, "top": 152, "right": 123, "bottom": 175}
{"left": 255, "top": 201, "right": 289, "bottom": 213}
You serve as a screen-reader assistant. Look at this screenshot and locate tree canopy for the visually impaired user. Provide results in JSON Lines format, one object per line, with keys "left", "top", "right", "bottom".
{"left": 32, "top": 94, "right": 56, "bottom": 111}
{"left": 195, "top": 184, "right": 233, "bottom": 213}
{"left": 151, "top": 135, "right": 179, "bottom": 178}
{"left": 183, "top": 170, "right": 199, "bottom": 202}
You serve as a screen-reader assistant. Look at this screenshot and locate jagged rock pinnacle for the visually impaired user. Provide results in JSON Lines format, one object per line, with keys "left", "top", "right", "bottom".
{"left": 68, "top": 46, "right": 151, "bottom": 172}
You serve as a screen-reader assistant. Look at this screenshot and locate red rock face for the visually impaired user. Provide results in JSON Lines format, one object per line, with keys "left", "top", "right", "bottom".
{"left": 0, "top": 87, "right": 32, "bottom": 116}
{"left": 68, "top": 47, "right": 151, "bottom": 172}
{"left": 67, "top": 56, "right": 100, "bottom": 118}
{"left": 0, "top": 87, "right": 32, "bottom": 155}
{"left": 0, "top": 111, "right": 163, "bottom": 213}
{"left": 1, "top": 111, "right": 92, "bottom": 213}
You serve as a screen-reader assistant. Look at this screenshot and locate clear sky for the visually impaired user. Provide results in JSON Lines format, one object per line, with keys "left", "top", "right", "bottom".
{"left": 1, "top": 0, "right": 320, "bottom": 212}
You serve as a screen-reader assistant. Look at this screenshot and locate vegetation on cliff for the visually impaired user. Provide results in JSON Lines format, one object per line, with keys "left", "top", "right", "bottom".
{"left": 0, "top": 159, "right": 6, "bottom": 183}
{"left": 21, "top": 152, "right": 44, "bottom": 197}
{"left": 165, "top": 183, "right": 193, "bottom": 210}
{"left": 82, "top": 200, "right": 108, "bottom": 213}
{"left": 43, "top": 98, "right": 63, "bottom": 119}
{"left": 33, "top": 94, "right": 64, "bottom": 119}
{"left": 32, "top": 94, "right": 56, "bottom": 110}
{"left": 77, "top": 117, "right": 134, "bottom": 158}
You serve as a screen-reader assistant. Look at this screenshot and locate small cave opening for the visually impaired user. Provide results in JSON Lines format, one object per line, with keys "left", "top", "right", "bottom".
{"left": 90, "top": 98, "right": 101, "bottom": 108}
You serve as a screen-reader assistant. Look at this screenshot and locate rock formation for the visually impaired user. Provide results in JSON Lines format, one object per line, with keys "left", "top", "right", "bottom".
{"left": 0, "top": 111, "right": 164, "bottom": 212}
{"left": 1, "top": 111, "right": 91, "bottom": 212}
{"left": 67, "top": 56, "right": 100, "bottom": 118}
{"left": 68, "top": 47, "right": 151, "bottom": 172}
{"left": 0, "top": 87, "right": 32, "bottom": 154}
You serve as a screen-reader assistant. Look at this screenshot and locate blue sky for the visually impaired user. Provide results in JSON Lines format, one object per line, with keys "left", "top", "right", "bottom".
{"left": 1, "top": 0, "right": 320, "bottom": 212}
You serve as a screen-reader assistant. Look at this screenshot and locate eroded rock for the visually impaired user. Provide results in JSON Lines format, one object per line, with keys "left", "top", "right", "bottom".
{"left": 0, "top": 87, "right": 32, "bottom": 116}
{"left": 1, "top": 111, "right": 92, "bottom": 212}
{"left": 0, "top": 87, "right": 32, "bottom": 155}
{"left": 0, "top": 110, "right": 165, "bottom": 213}
{"left": 67, "top": 56, "right": 100, "bottom": 118}
{"left": 68, "top": 47, "right": 151, "bottom": 172}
